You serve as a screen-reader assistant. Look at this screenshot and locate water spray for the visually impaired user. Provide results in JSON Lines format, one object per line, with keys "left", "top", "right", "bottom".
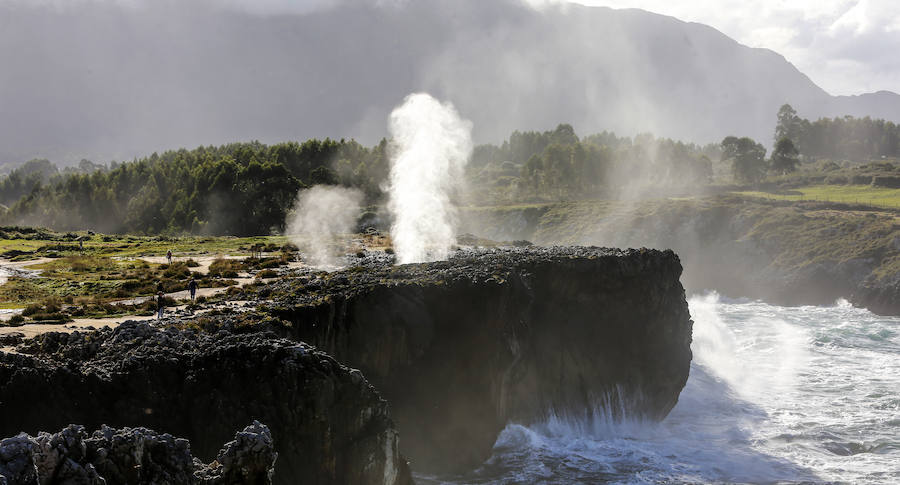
{"left": 386, "top": 93, "right": 473, "bottom": 264}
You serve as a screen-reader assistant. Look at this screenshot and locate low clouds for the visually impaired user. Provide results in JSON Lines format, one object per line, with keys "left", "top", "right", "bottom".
{"left": 577, "top": 0, "right": 899, "bottom": 95}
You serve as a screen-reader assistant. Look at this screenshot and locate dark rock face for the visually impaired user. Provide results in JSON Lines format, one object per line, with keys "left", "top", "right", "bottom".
{"left": 0, "top": 421, "right": 275, "bottom": 485}
{"left": 0, "top": 323, "right": 412, "bottom": 485}
{"left": 268, "top": 247, "right": 693, "bottom": 473}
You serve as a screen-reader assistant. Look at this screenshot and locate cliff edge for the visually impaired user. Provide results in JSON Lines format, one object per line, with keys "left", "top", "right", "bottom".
{"left": 265, "top": 247, "right": 693, "bottom": 473}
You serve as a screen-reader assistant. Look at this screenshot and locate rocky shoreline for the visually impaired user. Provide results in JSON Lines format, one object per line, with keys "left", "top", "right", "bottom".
{"left": 1, "top": 246, "right": 693, "bottom": 483}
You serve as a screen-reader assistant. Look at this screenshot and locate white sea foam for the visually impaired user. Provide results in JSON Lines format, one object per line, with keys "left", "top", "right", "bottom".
{"left": 423, "top": 294, "right": 900, "bottom": 484}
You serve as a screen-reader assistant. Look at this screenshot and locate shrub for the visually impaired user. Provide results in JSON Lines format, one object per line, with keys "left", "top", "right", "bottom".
{"left": 8, "top": 314, "right": 25, "bottom": 325}
{"left": 21, "top": 304, "right": 43, "bottom": 316}
{"left": 209, "top": 258, "right": 241, "bottom": 278}
{"left": 29, "top": 312, "right": 71, "bottom": 322}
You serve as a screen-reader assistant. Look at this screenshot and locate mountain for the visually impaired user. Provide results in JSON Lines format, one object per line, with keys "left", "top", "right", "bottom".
{"left": 0, "top": 0, "right": 897, "bottom": 163}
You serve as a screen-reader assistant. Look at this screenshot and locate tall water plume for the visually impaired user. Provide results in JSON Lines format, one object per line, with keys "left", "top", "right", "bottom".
{"left": 386, "top": 93, "right": 473, "bottom": 264}
{"left": 285, "top": 185, "right": 362, "bottom": 268}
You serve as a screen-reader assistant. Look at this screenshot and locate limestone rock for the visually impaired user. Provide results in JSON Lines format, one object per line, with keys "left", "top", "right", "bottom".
{"left": 0, "top": 422, "right": 276, "bottom": 485}
{"left": 0, "top": 323, "right": 411, "bottom": 485}
{"left": 265, "top": 246, "right": 693, "bottom": 473}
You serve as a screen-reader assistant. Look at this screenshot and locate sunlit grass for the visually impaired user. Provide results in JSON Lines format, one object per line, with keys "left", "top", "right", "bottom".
{"left": 1, "top": 232, "right": 295, "bottom": 309}
{"left": 736, "top": 185, "right": 900, "bottom": 209}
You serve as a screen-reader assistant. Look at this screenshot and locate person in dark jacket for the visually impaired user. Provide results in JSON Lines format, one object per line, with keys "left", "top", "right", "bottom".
{"left": 157, "top": 292, "right": 165, "bottom": 319}
{"left": 188, "top": 278, "right": 198, "bottom": 301}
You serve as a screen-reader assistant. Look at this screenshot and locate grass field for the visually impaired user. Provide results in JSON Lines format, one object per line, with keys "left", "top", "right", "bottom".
{"left": 0, "top": 231, "right": 296, "bottom": 313}
{"left": 737, "top": 185, "right": 900, "bottom": 209}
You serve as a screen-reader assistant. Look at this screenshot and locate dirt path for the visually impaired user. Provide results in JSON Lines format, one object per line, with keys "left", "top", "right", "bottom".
{"left": 0, "top": 257, "right": 54, "bottom": 285}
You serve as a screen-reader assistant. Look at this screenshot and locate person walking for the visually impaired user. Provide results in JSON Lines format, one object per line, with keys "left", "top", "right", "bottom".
{"left": 157, "top": 291, "right": 165, "bottom": 319}
{"left": 188, "top": 278, "right": 198, "bottom": 301}
{"left": 166, "top": 249, "right": 173, "bottom": 265}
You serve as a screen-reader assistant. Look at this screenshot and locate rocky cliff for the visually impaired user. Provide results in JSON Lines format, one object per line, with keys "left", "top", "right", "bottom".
{"left": 265, "top": 247, "right": 693, "bottom": 473}
{"left": 0, "top": 322, "right": 412, "bottom": 485}
{"left": 0, "top": 421, "right": 276, "bottom": 485}
{"left": 462, "top": 197, "right": 900, "bottom": 315}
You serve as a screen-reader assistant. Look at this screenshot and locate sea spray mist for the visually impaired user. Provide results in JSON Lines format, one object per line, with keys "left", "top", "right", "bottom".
{"left": 386, "top": 93, "right": 473, "bottom": 264}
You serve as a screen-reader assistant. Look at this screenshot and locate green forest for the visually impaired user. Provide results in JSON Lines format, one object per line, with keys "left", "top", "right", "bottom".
{"left": 1, "top": 106, "right": 898, "bottom": 235}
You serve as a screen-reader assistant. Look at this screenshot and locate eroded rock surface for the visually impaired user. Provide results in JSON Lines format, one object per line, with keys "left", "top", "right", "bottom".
{"left": 264, "top": 246, "right": 693, "bottom": 473}
{"left": 0, "top": 322, "right": 412, "bottom": 485}
{"left": 0, "top": 421, "right": 275, "bottom": 485}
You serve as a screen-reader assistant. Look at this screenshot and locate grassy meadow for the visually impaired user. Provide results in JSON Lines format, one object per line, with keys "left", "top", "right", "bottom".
{"left": 737, "top": 185, "right": 900, "bottom": 209}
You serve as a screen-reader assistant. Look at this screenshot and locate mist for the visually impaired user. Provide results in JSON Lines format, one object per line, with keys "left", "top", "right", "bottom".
{"left": 2, "top": 0, "right": 896, "bottom": 166}
{"left": 386, "top": 93, "right": 473, "bottom": 264}
{"left": 285, "top": 185, "right": 363, "bottom": 268}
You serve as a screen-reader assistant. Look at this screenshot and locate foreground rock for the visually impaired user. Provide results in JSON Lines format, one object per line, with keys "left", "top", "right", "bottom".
{"left": 0, "top": 322, "right": 412, "bottom": 485}
{"left": 265, "top": 246, "right": 693, "bottom": 473}
{"left": 0, "top": 421, "right": 275, "bottom": 485}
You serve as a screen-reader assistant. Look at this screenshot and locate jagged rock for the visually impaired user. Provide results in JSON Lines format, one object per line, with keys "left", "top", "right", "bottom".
{"left": 264, "top": 246, "right": 693, "bottom": 473}
{"left": 0, "top": 421, "right": 276, "bottom": 485}
{"left": 0, "top": 333, "right": 24, "bottom": 347}
{"left": 0, "top": 323, "right": 412, "bottom": 485}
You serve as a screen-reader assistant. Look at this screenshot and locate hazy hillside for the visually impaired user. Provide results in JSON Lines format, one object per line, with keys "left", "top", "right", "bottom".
{"left": 1, "top": 0, "right": 897, "bottom": 163}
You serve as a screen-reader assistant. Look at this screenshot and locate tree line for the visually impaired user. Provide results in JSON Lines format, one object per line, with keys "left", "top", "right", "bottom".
{"left": 0, "top": 140, "right": 390, "bottom": 235}
{"left": 776, "top": 104, "right": 900, "bottom": 162}
{"left": 469, "top": 124, "right": 718, "bottom": 202}
{"left": 2, "top": 107, "right": 896, "bottom": 234}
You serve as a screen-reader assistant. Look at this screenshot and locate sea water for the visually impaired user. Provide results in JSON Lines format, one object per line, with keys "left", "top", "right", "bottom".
{"left": 427, "top": 293, "right": 900, "bottom": 484}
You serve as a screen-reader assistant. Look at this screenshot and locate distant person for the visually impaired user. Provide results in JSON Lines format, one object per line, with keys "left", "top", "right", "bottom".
{"left": 156, "top": 280, "right": 164, "bottom": 294}
{"left": 166, "top": 249, "right": 173, "bottom": 265}
{"left": 188, "top": 278, "right": 198, "bottom": 301}
{"left": 156, "top": 291, "right": 165, "bottom": 319}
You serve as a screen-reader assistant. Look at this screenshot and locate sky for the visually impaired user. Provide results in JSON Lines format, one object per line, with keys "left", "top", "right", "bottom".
{"left": 12, "top": 0, "right": 898, "bottom": 95}
{"left": 568, "top": 0, "right": 900, "bottom": 96}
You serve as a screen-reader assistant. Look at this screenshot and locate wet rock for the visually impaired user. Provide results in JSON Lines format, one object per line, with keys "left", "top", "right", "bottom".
{"left": 266, "top": 246, "right": 693, "bottom": 474}
{"left": 0, "top": 421, "right": 276, "bottom": 484}
{"left": 0, "top": 322, "right": 412, "bottom": 485}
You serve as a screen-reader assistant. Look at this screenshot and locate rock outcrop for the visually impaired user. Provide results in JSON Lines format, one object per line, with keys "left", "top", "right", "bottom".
{"left": 462, "top": 197, "right": 900, "bottom": 315}
{"left": 266, "top": 247, "right": 693, "bottom": 473}
{"left": 0, "top": 421, "right": 275, "bottom": 485}
{"left": 0, "top": 322, "right": 412, "bottom": 485}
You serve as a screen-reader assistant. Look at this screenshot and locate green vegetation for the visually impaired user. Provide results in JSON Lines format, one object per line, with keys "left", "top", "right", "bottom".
{"left": 0, "top": 106, "right": 897, "bottom": 239}
{"left": 1, "top": 139, "right": 390, "bottom": 235}
{"left": 738, "top": 185, "right": 900, "bottom": 209}
{"left": 0, "top": 229, "right": 297, "bottom": 314}
{"left": 776, "top": 103, "right": 900, "bottom": 161}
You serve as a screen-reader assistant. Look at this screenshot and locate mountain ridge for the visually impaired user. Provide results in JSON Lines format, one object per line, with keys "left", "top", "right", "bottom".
{"left": 0, "top": 0, "right": 897, "bottom": 164}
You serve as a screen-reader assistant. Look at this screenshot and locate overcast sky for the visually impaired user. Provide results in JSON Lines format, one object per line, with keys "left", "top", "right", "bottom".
{"left": 12, "top": 0, "right": 898, "bottom": 96}
{"left": 570, "top": 0, "right": 900, "bottom": 96}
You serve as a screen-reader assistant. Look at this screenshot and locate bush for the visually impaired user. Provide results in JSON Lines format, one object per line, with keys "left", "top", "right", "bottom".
{"left": 8, "top": 314, "right": 25, "bottom": 325}
{"left": 21, "top": 304, "right": 43, "bottom": 316}
{"left": 184, "top": 258, "right": 200, "bottom": 267}
{"left": 256, "top": 269, "right": 278, "bottom": 279}
{"left": 162, "top": 263, "right": 191, "bottom": 278}
{"left": 209, "top": 258, "right": 241, "bottom": 278}
{"left": 29, "top": 312, "right": 71, "bottom": 322}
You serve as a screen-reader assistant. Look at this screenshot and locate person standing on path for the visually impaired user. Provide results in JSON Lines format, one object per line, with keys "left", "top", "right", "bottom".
{"left": 166, "top": 249, "right": 173, "bottom": 265}
{"left": 188, "top": 278, "right": 198, "bottom": 301}
{"left": 157, "top": 291, "right": 165, "bottom": 319}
